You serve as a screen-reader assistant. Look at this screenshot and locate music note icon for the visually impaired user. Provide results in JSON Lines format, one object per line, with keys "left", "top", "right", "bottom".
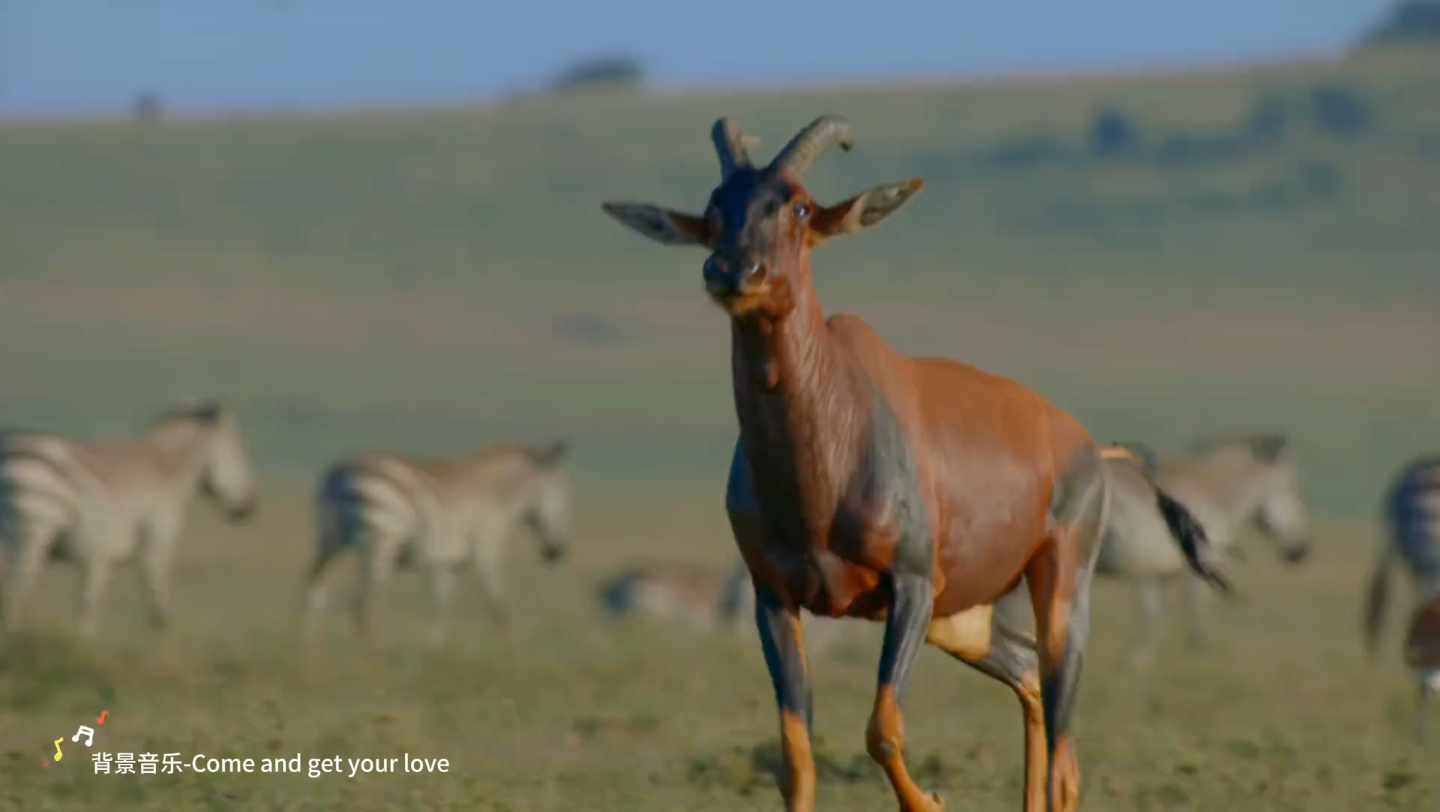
{"left": 71, "top": 725, "right": 95, "bottom": 747}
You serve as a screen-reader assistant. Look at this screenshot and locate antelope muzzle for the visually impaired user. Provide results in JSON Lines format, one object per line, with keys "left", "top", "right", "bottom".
{"left": 703, "top": 254, "right": 766, "bottom": 304}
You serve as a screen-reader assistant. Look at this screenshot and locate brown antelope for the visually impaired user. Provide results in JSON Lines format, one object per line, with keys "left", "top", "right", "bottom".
{"left": 600, "top": 114, "right": 1229, "bottom": 812}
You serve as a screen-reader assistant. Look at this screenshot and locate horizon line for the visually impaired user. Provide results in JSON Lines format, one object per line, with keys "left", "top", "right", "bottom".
{"left": 0, "top": 46, "right": 1352, "bottom": 127}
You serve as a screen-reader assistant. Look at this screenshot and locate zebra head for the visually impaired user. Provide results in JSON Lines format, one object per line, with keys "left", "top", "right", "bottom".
{"left": 1240, "top": 434, "right": 1311, "bottom": 565}
{"left": 522, "top": 439, "right": 571, "bottom": 567}
{"left": 174, "top": 400, "right": 259, "bottom": 524}
{"left": 1187, "top": 432, "right": 1310, "bottom": 565}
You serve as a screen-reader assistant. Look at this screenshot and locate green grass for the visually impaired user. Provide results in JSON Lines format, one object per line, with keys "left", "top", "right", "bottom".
{"left": 0, "top": 504, "right": 1434, "bottom": 811}
{"left": 2, "top": 49, "right": 1440, "bottom": 809}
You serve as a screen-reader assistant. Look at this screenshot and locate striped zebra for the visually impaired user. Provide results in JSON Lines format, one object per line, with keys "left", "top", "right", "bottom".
{"left": 0, "top": 400, "right": 258, "bottom": 638}
{"left": 1365, "top": 456, "right": 1440, "bottom": 666}
{"left": 1096, "top": 433, "right": 1310, "bottom": 668}
{"left": 303, "top": 439, "right": 571, "bottom": 649}
{"left": 595, "top": 558, "right": 851, "bottom": 657}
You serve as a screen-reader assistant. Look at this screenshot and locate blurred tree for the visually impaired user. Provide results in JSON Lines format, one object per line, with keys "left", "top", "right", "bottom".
{"left": 1089, "top": 104, "right": 1139, "bottom": 157}
{"left": 1309, "top": 84, "right": 1372, "bottom": 139}
{"left": 551, "top": 55, "right": 646, "bottom": 94}
{"left": 132, "top": 91, "right": 164, "bottom": 123}
{"left": 1242, "top": 93, "right": 1292, "bottom": 142}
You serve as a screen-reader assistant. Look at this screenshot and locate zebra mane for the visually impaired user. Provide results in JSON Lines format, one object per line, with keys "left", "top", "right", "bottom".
{"left": 527, "top": 439, "right": 570, "bottom": 470}
{"left": 151, "top": 398, "right": 226, "bottom": 428}
{"left": 1183, "top": 432, "right": 1288, "bottom": 464}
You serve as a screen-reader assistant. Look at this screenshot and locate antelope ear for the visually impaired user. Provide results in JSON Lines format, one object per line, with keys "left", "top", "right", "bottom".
{"left": 601, "top": 203, "right": 711, "bottom": 247}
{"left": 810, "top": 178, "right": 924, "bottom": 244}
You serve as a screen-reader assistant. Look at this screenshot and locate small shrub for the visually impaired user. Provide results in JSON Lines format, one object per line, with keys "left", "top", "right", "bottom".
{"left": 1090, "top": 105, "right": 1140, "bottom": 157}
{"left": 1309, "top": 84, "right": 1372, "bottom": 139}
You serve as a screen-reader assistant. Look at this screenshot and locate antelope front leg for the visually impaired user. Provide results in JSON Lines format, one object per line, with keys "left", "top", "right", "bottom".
{"left": 754, "top": 583, "right": 816, "bottom": 812}
{"left": 869, "top": 572, "right": 943, "bottom": 812}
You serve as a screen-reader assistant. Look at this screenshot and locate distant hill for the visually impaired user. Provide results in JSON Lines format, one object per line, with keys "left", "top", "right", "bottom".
{"left": 1, "top": 52, "right": 1438, "bottom": 516}
{"left": 1362, "top": 1, "right": 1440, "bottom": 47}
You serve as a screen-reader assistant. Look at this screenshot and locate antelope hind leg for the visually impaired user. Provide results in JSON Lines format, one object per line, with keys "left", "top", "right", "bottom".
{"left": 1027, "top": 535, "right": 1093, "bottom": 812}
{"left": 927, "top": 592, "right": 1049, "bottom": 812}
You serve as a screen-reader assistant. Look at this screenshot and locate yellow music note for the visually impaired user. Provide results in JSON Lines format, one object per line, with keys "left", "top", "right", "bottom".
{"left": 52, "top": 739, "right": 63, "bottom": 762}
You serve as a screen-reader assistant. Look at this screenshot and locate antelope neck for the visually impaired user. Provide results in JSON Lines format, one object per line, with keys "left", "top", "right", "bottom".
{"left": 729, "top": 282, "right": 865, "bottom": 541}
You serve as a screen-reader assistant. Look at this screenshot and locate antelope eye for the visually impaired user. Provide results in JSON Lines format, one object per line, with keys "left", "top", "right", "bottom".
{"left": 792, "top": 201, "right": 811, "bottom": 220}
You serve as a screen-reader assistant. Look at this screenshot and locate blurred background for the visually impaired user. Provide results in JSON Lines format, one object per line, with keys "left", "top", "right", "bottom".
{"left": 2, "top": 2, "right": 1439, "bottom": 810}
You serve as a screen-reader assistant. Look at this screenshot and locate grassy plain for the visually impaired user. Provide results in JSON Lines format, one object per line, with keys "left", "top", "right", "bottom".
{"left": 2, "top": 49, "right": 1440, "bottom": 810}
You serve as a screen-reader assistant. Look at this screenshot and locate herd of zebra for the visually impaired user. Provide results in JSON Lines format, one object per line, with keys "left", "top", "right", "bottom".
{"left": 0, "top": 400, "right": 571, "bottom": 650}
{"left": 0, "top": 399, "right": 1437, "bottom": 725}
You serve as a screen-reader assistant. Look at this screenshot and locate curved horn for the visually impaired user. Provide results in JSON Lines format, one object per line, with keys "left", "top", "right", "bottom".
{"left": 768, "top": 114, "right": 854, "bottom": 178}
{"left": 711, "top": 118, "right": 753, "bottom": 180}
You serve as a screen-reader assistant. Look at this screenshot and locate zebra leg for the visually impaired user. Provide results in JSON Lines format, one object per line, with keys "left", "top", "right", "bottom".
{"left": 1129, "top": 578, "right": 1164, "bottom": 671}
{"left": 470, "top": 550, "right": 513, "bottom": 648}
{"left": 76, "top": 557, "right": 115, "bottom": 639}
{"left": 136, "top": 552, "right": 174, "bottom": 632}
{"left": 425, "top": 563, "right": 456, "bottom": 651}
{"left": 1183, "top": 570, "right": 1210, "bottom": 652}
{"left": 301, "top": 525, "right": 350, "bottom": 645}
{"left": 354, "top": 537, "right": 399, "bottom": 648}
{"left": 136, "top": 532, "right": 178, "bottom": 633}
{"left": 2, "top": 522, "right": 58, "bottom": 633}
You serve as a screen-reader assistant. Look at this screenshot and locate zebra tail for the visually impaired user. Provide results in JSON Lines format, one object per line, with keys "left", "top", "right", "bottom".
{"left": 1154, "top": 485, "right": 1235, "bottom": 597}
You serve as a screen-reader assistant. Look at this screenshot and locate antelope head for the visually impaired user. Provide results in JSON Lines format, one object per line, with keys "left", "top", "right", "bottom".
{"left": 602, "top": 114, "right": 924, "bottom": 320}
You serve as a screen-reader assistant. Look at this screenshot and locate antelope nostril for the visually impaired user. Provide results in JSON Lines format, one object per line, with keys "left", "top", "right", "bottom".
{"left": 703, "top": 257, "right": 728, "bottom": 285}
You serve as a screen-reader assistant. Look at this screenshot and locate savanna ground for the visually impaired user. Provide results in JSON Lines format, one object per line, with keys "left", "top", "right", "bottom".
{"left": 2, "top": 48, "right": 1440, "bottom": 810}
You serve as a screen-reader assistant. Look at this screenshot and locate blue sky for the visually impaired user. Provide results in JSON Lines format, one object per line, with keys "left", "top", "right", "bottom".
{"left": 0, "top": 0, "right": 1392, "bottom": 115}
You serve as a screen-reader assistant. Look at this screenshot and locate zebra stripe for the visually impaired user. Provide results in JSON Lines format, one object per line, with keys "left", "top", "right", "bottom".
{"left": 302, "top": 441, "right": 571, "bottom": 651}
{"left": 1389, "top": 458, "right": 1440, "bottom": 583}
